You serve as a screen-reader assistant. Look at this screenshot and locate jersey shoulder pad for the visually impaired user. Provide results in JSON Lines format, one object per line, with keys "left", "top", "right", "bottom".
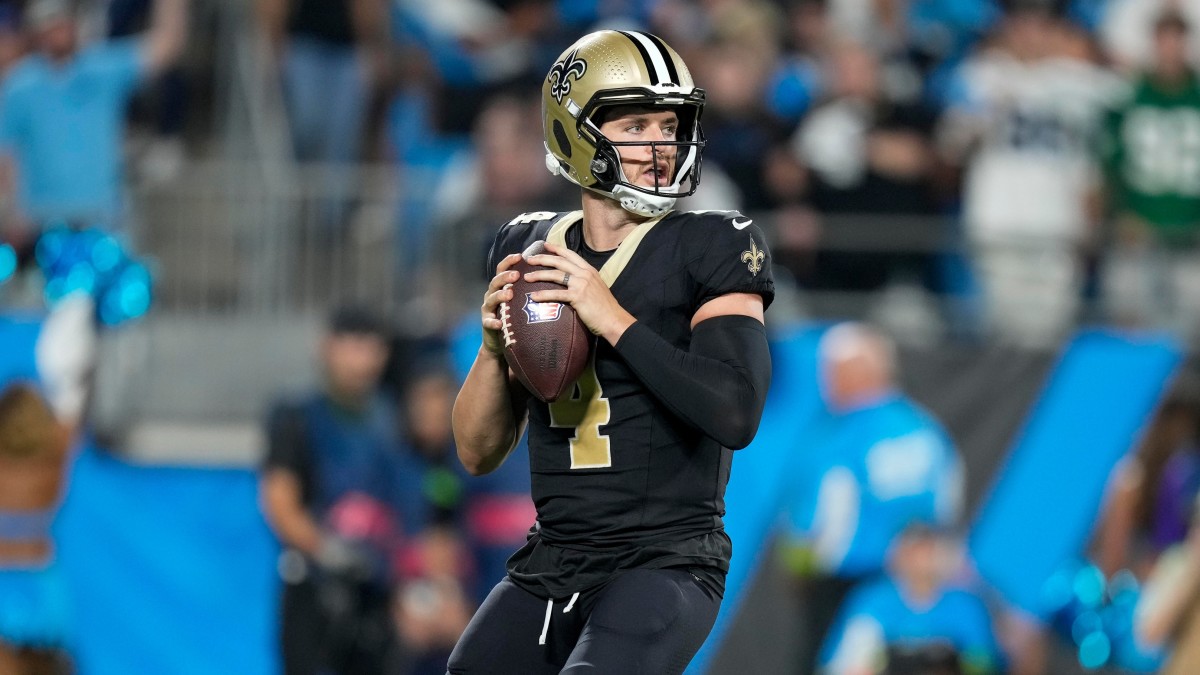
{"left": 676, "top": 210, "right": 775, "bottom": 309}
{"left": 668, "top": 209, "right": 759, "bottom": 258}
{"left": 486, "top": 211, "right": 568, "bottom": 277}
{"left": 675, "top": 209, "right": 755, "bottom": 233}
{"left": 496, "top": 210, "right": 565, "bottom": 250}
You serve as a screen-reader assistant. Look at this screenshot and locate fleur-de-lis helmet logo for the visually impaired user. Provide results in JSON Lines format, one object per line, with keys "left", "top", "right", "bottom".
{"left": 548, "top": 50, "right": 588, "bottom": 105}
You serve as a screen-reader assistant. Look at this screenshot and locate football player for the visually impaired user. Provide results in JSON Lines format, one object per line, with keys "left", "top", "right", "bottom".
{"left": 450, "top": 30, "right": 775, "bottom": 674}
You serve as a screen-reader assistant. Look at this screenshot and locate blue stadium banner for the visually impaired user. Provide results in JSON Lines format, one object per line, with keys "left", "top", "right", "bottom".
{"left": 55, "top": 446, "right": 281, "bottom": 675}
{"left": 969, "top": 329, "right": 1183, "bottom": 619}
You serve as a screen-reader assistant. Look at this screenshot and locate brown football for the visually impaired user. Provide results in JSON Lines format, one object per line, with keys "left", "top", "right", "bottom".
{"left": 499, "top": 241, "right": 592, "bottom": 402}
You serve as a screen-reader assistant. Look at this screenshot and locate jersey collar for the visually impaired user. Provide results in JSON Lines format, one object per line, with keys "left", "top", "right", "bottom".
{"left": 545, "top": 210, "right": 672, "bottom": 287}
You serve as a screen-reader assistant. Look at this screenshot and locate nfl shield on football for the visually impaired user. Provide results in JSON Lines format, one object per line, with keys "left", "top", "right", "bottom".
{"left": 499, "top": 241, "right": 592, "bottom": 402}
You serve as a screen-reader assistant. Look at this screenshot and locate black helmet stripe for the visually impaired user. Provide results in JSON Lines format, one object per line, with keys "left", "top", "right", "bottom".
{"left": 618, "top": 30, "right": 669, "bottom": 85}
{"left": 640, "top": 32, "right": 680, "bottom": 85}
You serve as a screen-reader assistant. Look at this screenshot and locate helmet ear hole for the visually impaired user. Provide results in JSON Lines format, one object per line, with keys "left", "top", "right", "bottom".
{"left": 553, "top": 120, "right": 573, "bottom": 158}
{"left": 590, "top": 140, "right": 621, "bottom": 185}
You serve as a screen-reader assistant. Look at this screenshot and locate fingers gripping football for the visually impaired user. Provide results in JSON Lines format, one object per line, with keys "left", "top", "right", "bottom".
{"left": 524, "top": 241, "right": 635, "bottom": 343}
{"left": 481, "top": 253, "right": 523, "bottom": 356}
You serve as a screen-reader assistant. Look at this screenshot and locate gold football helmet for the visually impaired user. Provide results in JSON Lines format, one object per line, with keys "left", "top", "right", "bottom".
{"left": 542, "top": 30, "right": 706, "bottom": 217}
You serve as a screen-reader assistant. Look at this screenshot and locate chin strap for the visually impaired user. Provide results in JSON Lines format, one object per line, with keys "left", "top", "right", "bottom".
{"left": 545, "top": 151, "right": 680, "bottom": 217}
{"left": 611, "top": 184, "right": 676, "bottom": 217}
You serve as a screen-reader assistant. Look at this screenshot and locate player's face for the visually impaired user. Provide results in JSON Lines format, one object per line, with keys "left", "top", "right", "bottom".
{"left": 33, "top": 15, "right": 76, "bottom": 60}
{"left": 892, "top": 533, "right": 954, "bottom": 591}
{"left": 599, "top": 109, "right": 680, "bottom": 190}
{"left": 405, "top": 374, "right": 455, "bottom": 453}
{"left": 1154, "top": 25, "right": 1189, "bottom": 74}
{"left": 322, "top": 333, "right": 389, "bottom": 401}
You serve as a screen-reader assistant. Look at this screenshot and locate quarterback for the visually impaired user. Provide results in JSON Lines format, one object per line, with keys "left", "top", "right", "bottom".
{"left": 450, "top": 29, "right": 774, "bottom": 673}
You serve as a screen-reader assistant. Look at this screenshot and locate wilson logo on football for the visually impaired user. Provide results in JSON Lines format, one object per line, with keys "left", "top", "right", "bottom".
{"left": 523, "top": 294, "right": 563, "bottom": 324}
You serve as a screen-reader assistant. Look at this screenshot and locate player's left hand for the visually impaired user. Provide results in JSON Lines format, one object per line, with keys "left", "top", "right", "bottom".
{"left": 525, "top": 241, "right": 636, "bottom": 344}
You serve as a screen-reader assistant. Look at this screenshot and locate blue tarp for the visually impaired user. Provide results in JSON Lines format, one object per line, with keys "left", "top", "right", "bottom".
{"left": 55, "top": 446, "right": 280, "bottom": 675}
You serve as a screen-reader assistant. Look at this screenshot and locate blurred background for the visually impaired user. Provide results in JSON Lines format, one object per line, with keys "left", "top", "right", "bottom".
{"left": 3, "top": 0, "right": 1200, "bottom": 673}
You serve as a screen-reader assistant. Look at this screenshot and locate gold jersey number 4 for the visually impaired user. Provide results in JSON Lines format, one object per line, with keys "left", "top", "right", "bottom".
{"left": 548, "top": 355, "right": 612, "bottom": 469}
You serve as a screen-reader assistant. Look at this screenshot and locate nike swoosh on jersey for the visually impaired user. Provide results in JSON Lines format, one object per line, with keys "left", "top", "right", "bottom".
{"left": 732, "top": 218, "right": 753, "bottom": 230}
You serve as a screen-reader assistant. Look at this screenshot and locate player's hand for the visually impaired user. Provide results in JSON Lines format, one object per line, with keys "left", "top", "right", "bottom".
{"left": 480, "top": 253, "right": 523, "bottom": 356}
{"left": 315, "top": 535, "right": 375, "bottom": 580}
{"left": 525, "top": 241, "right": 636, "bottom": 345}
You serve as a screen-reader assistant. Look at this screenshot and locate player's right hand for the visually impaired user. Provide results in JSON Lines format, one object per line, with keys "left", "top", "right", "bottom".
{"left": 481, "top": 253, "right": 523, "bottom": 356}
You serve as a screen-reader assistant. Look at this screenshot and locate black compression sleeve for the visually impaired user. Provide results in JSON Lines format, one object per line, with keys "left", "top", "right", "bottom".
{"left": 613, "top": 315, "right": 771, "bottom": 449}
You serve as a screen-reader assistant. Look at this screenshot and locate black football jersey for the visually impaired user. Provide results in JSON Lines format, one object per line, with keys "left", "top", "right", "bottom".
{"left": 484, "top": 209, "right": 775, "bottom": 598}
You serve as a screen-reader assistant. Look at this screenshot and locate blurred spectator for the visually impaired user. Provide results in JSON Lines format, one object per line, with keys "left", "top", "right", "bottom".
{"left": 693, "top": 34, "right": 788, "bottom": 210}
{"left": 907, "top": 0, "right": 1001, "bottom": 105}
{"left": 257, "top": 0, "right": 387, "bottom": 164}
{"left": 707, "top": 0, "right": 786, "bottom": 56}
{"left": 938, "top": 3, "right": 1124, "bottom": 348}
{"left": 782, "top": 322, "right": 965, "bottom": 673}
{"left": 259, "top": 305, "right": 401, "bottom": 675}
{"left": 392, "top": 527, "right": 474, "bottom": 675}
{"left": 1099, "top": 9, "right": 1200, "bottom": 343}
{"left": 1100, "top": 0, "right": 1200, "bottom": 74}
{"left": 0, "top": 0, "right": 189, "bottom": 242}
{"left": 0, "top": 388, "right": 68, "bottom": 675}
{"left": 393, "top": 0, "right": 560, "bottom": 134}
{"left": 427, "top": 92, "right": 574, "bottom": 300}
{"left": 826, "top": 0, "right": 907, "bottom": 51}
{"left": 1083, "top": 381, "right": 1200, "bottom": 673}
{"left": 762, "top": 0, "right": 827, "bottom": 126}
{"left": 1134, "top": 494, "right": 1200, "bottom": 673}
{"left": 385, "top": 0, "right": 567, "bottom": 294}
{"left": 392, "top": 367, "right": 469, "bottom": 537}
{"left": 389, "top": 362, "right": 535, "bottom": 604}
{"left": 387, "top": 366, "right": 475, "bottom": 673}
{"left": 257, "top": 0, "right": 389, "bottom": 234}
{"left": 558, "top": 0, "right": 655, "bottom": 31}
{"left": 819, "top": 526, "right": 1004, "bottom": 675}
{"left": 0, "top": 293, "right": 95, "bottom": 675}
{"left": 1148, "top": 405, "right": 1200, "bottom": 551}
{"left": 1095, "top": 387, "right": 1200, "bottom": 579}
{"left": 0, "top": 3, "right": 24, "bottom": 77}
{"left": 456, "top": 439, "right": 535, "bottom": 601}
{"left": 106, "top": 0, "right": 189, "bottom": 184}
{"left": 790, "top": 40, "right": 942, "bottom": 295}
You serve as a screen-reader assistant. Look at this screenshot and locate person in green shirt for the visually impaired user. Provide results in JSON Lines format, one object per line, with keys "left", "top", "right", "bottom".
{"left": 1100, "top": 9, "right": 1200, "bottom": 342}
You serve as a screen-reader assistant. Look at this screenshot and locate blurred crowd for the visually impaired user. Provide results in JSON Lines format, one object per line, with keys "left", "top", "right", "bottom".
{"left": 0, "top": 0, "right": 1199, "bottom": 346}
{"left": 263, "top": 0, "right": 1200, "bottom": 350}
{"left": 257, "top": 304, "right": 535, "bottom": 675}
{"left": 3, "top": 0, "right": 1200, "bottom": 674}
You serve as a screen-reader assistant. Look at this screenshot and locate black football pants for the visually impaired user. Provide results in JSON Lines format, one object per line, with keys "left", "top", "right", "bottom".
{"left": 447, "top": 568, "right": 721, "bottom": 674}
